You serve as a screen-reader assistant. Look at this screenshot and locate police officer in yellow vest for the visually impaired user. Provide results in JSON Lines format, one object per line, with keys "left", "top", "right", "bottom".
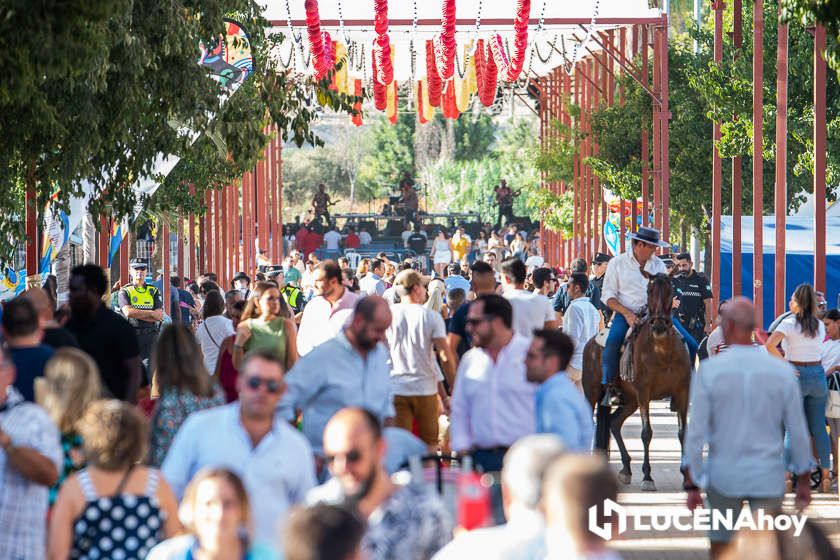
{"left": 119, "top": 259, "right": 163, "bottom": 381}
{"left": 267, "top": 267, "right": 305, "bottom": 317}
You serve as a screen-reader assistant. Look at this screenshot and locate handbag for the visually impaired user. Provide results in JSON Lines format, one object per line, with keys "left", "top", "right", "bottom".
{"left": 825, "top": 372, "right": 840, "bottom": 419}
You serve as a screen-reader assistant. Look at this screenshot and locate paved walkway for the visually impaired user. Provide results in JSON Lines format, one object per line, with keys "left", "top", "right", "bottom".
{"left": 604, "top": 400, "right": 840, "bottom": 559}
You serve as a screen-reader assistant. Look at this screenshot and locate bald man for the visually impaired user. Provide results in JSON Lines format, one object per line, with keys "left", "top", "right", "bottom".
{"left": 682, "top": 297, "right": 813, "bottom": 556}
{"left": 23, "top": 288, "right": 78, "bottom": 350}
{"left": 309, "top": 408, "right": 452, "bottom": 560}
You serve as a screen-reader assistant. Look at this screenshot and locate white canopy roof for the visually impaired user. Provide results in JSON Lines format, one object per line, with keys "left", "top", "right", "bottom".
{"left": 264, "top": 0, "right": 662, "bottom": 80}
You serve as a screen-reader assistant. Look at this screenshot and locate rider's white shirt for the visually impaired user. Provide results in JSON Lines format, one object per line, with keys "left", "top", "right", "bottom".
{"left": 600, "top": 250, "right": 667, "bottom": 314}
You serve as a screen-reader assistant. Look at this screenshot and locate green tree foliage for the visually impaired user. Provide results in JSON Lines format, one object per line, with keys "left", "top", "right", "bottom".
{"left": 453, "top": 113, "right": 496, "bottom": 161}
{"left": 0, "top": 2, "right": 358, "bottom": 260}
{"left": 781, "top": 0, "right": 840, "bottom": 77}
{"left": 357, "top": 113, "right": 416, "bottom": 201}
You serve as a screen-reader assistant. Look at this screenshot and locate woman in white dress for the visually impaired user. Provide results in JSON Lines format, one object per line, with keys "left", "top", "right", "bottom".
{"left": 429, "top": 230, "right": 452, "bottom": 277}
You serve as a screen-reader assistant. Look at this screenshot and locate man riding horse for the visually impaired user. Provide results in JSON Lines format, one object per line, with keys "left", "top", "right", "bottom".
{"left": 601, "top": 226, "right": 699, "bottom": 406}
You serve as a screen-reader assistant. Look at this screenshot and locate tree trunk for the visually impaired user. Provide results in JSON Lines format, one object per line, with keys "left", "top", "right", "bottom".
{"left": 82, "top": 213, "right": 96, "bottom": 264}
{"left": 54, "top": 241, "right": 71, "bottom": 306}
{"left": 349, "top": 177, "right": 356, "bottom": 213}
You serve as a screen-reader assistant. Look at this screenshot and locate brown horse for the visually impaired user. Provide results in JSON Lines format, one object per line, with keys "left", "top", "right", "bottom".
{"left": 581, "top": 271, "right": 691, "bottom": 491}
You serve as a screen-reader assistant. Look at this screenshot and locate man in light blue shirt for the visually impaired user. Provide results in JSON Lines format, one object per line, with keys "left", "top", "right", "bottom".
{"left": 279, "top": 296, "right": 394, "bottom": 457}
{"left": 444, "top": 262, "right": 471, "bottom": 295}
{"left": 682, "top": 297, "right": 813, "bottom": 554}
{"left": 525, "top": 330, "right": 593, "bottom": 452}
{"left": 359, "top": 259, "right": 386, "bottom": 296}
{"left": 162, "top": 349, "right": 316, "bottom": 544}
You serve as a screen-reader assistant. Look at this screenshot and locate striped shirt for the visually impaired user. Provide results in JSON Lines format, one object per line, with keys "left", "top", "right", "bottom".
{"left": 0, "top": 387, "right": 62, "bottom": 560}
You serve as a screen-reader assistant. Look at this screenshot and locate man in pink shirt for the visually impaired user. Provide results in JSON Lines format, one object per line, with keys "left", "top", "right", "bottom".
{"left": 297, "top": 260, "right": 361, "bottom": 356}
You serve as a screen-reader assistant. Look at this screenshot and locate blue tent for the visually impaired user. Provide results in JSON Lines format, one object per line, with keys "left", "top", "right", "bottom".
{"left": 719, "top": 216, "right": 840, "bottom": 328}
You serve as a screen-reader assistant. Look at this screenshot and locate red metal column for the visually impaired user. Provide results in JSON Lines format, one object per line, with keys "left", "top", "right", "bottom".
{"left": 774, "top": 17, "right": 788, "bottom": 318}
{"left": 229, "top": 183, "right": 236, "bottom": 279}
{"left": 243, "top": 171, "right": 254, "bottom": 275}
{"left": 711, "top": 0, "right": 724, "bottom": 316}
{"left": 257, "top": 150, "right": 269, "bottom": 256}
{"left": 232, "top": 180, "right": 241, "bottom": 275}
{"left": 176, "top": 218, "right": 184, "bottom": 284}
{"left": 221, "top": 186, "right": 229, "bottom": 287}
{"left": 573, "top": 66, "right": 581, "bottom": 259}
{"left": 752, "top": 0, "right": 765, "bottom": 325}
{"left": 600, "top": 49, "right": 609, "bottom": 253}
{"left": 162, "top": 221, "right": 171, "bottom": 316}
{"left": 204, "top": 194, "right": 212, "bottom": 276}
{"left": 120, "top": 236, "right": 129, "bottom": 286}
{"left": 641, "top": 25, "right": 650, "bottom": 228}
{"left": 651, "top": 26, "right": 662, "bottom": 232}
{"left": 814, "top": 24, "right": 827, "bottom": 293}
{"left": 732, "top": 0, "right": 744, "bottom": 297}
{"left": 214, "top": 189, "right": 223, "bottom": 286}
{"left": 188, "top": 213, "right": 196, "bottom": 281}
{"left": 592, "top": 57, "right": 601, "bottom": 259}
{"left": 660, "top": 14, "right": 671, "bottom": 243}
{"left": 563, "top": 71, "right": 572, "bottom": 264}
{"left": 99, "top": 216, "right": 109, "bottom": 271}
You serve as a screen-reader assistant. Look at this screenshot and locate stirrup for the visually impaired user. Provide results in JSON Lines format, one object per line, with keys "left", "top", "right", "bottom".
{"left": 600, "top": 384, "right": 623, "bottom": 407}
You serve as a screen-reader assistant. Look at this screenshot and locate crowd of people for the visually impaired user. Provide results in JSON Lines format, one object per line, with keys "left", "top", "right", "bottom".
{"left": 2, "top": 215, "right": 840, "bottom": 560}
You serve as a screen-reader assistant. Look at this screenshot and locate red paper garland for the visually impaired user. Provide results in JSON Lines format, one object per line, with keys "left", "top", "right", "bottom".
{"left": 304, "top": 0, "right": 334, "bottom": 79}
{"left": 434, "top": 0, "right": 456, "bottom": 80}
{"left": 426, "top": 40, "right": 442, "bottom": 107}
{"left": 489, "top": 0, "right": 531, "bottom": 82}
{"left": 372, "top": 50, "right": 387, "bottom": 110}
{"left": 372, "top": 0, "right": 394, "bottom": 85}
{"left": 388, "top": 80, "right": 398, "bottom": 124}
{"left": 474, "top": 39, "right": 498, "bottom": 107}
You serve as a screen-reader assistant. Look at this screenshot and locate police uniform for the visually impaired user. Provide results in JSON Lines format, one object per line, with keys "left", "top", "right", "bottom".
{"left": 672, "top": 270, "right": 712, "bottom": 345}
{"left": 118, "top": 281, "right": 163, "bottom": 382}
{"left": 281, "top": 284, "right": 305, "bottom": 314}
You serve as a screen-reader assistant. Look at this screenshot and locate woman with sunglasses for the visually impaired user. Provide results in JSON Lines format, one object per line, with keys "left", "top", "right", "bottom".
{"left": 233, "top": 283, "right": 298, "bottom": 372}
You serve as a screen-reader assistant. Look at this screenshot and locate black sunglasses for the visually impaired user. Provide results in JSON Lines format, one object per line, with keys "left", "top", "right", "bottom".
{"left": 325, "top": 449, "right": 362, "bottom": 466}
{"left": 465, "top": 315, "right": 493, "bottom": 326}
{"left": 246, "top": 376, "right": 283, "bottom": 394}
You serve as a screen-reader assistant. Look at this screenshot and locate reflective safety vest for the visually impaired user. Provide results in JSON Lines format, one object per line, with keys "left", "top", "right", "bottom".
{"left": 282, "top": 285, "right": 304, "bottom": 312}
{"left": 123, "top": 285, "right": 159, "bottom": 310}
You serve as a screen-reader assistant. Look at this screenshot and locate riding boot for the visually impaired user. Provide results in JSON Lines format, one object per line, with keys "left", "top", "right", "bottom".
{"left": 601, "top": 383, "right": 624, "bottom": 407}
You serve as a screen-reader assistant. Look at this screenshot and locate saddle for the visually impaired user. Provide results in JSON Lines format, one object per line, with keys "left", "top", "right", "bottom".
{"left": 594, "top": 308, "right": 652, "bottom": 383}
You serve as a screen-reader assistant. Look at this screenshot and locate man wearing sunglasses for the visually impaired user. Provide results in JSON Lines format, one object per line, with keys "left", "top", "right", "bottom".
{"left": 310, "top": 408, "right": 452, "bottom": 559}
{"left": 450, "top": 294, "right": 538, "bottom": 473}
{"left": 162, "top": 348, "right": 316, "bottom": 545}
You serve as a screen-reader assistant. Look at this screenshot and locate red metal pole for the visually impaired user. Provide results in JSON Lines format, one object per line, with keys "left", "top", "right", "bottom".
{"left": 120, "top": 233, "right": 129, "bottom": 286}
{"left": 277, "top": 130, "right": 284, "bottom": 263}
{"left": 176, "top": 218, "right": 184, "bottom": 285}
{"left": 600, "top": 50, "right": 609, "bottom": 254}
{"left": 660, "top": 14, "right": 671, "bottom": 244}
{"left": 221, "top": 186, "right": 229, "bottom": 288}
{"left": 752, "top": 0, "right": 764, "bottom": 325}
{"left": 201, "top": 193, "right": 209, "bottom": 276}
{"left": 257, "top": 152, "right": 269, "bottom": 256}
{"left": 563, "top": 70, "right": 572, "bottom": 264}
{"left": 214, "top": 189, "right": 223, "bottom": 286}
{"left": 814, "top": 24, "right": 827, "bottom": 293}
{"left": 732, "top": 0, "right": 744, "bottom": 298}
{"left": 243, "top": 170, "right": 254, "bottom": 276}
{"left": 641, "top": 25, "right": 650, "bottom": 228}
{"left": 188, "top": 214, "right": 196, "bottom": 281}
{"left": 593, "top": 56, "right": 601, "bottom": 258}
{"left": 652, "top": 27, "right": 662, "bottom": 232}
{"left": 774, "top": 18, "right": 788, "bottom": 318}
{"left": 573, "top": 67, "right": 581, "bottom": 259}
{"left": 162, "top": 221, "right": 171, "bottom": 317}
{"left": 711, "top": 0, "right": 724, "bottom": 316}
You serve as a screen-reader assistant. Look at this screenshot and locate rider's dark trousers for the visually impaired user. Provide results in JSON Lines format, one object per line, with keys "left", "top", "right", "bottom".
{"left": 601, "top": 313, "right": 699, "bottom": 385}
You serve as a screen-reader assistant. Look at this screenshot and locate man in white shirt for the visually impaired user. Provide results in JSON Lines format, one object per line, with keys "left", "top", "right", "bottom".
{"left": 162, "top": 349, "right": 316, "bottom": 543}
{"left": 562, "top": 273, "right": 602, "bottom": 391}
{"left": 322, "top": 224, "right": 343, "bottom": 260}
{"left": 359, "top": 228, "right": 373, "bottom": 246}
{"left": 500, "top": 257, "right": 557, "bottom": 338}
{"left": 387, "top": 270, "right": 457, "bottom": 451}
{"left": 432, "top": 435, "right": 564, "bottom": 560}
{"left": 682, "top": 297, "right": 813, "bottom": 554}
{"left": 359, "top": 258, "right": 386, "bottom": 296}
{"left": 450, "top": 294, "right": 538, "bottom": 473}
{"left": 524, "top": 247, "right": 544, "bottom": 272}
{"left": 297, "top": 260, "right": 360, "bottom": 356}
{"left": 600, "top": 226, "right": 694, "bottom": 405}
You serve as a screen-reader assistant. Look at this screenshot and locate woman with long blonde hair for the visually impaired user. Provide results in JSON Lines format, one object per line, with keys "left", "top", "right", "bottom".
{"left": 37, "top": 348, "right": 102, "bottom": 505}
{"left": 424, "top": 278, "right": 449, "bottom": 322}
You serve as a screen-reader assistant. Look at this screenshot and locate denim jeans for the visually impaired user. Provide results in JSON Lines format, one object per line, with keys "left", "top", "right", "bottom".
{"left": 601, "top": 313, "right": 698, "bottom": 385}
{"left": 785, "top": 364, "right": 831, "bottom": 469}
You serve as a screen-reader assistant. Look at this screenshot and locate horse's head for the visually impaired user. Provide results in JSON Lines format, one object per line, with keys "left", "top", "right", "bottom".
{"left": 641, "top": 268, "right": 673, "bottom": 339}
